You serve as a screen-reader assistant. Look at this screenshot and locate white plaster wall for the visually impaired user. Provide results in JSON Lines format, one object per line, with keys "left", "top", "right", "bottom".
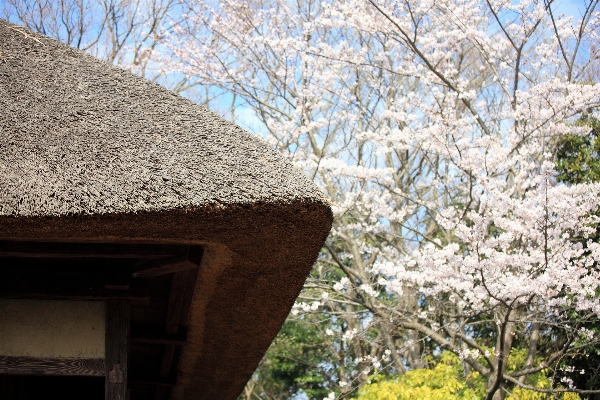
{"left": 0, "top": 299, "right": 105, "bottom": 358}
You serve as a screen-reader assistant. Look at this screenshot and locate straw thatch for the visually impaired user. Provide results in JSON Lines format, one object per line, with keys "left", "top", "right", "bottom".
{"left": 0, "top": 19, "right": 332, "bottom": 399}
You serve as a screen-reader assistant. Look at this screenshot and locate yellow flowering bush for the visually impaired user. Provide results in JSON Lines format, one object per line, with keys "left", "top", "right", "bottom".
{"left": 358, "top": 352, "right": 484, "bottom": 400}
{"left": 358, "top": 351, "right": 582, "bottom": 400}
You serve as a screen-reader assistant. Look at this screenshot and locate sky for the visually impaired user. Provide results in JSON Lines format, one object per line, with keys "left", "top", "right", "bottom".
{"left": 230, "top": 0, "right": 595, "bottom": 138}
{"left": 555, "top": 0, "right": 592, "bottom": 21}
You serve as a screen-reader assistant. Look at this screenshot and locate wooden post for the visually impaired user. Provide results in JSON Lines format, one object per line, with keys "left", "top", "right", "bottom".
{"left": 153, "top": 267, "right": 199, "bottom": 400}
{"left": 105, "top": 300, "right": 130, "bottom": 400}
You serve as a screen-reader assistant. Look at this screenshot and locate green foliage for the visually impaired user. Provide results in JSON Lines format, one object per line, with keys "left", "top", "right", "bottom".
{"left": 554, "top": 115, "right": 600, "bottom": 399}
{"left": 555, "top": 117, "right": 600, "bottom": 184}
{"left": 550, "top": 322, "right": 600, "bottom": 399}
{"left": 240, "top": 319, "right": 334, "bottom": 399}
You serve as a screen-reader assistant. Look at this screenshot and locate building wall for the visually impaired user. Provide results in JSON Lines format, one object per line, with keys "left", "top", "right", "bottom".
{"left": 0, "top": 299, "right": 105, "bottom": 359}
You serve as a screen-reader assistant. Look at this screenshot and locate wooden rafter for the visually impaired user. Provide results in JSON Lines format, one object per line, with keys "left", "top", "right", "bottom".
{"left": 0, "top": 356, "right": 105, "bottom": 377}
{"left": 0, "top": 291, "right": 150, "bottom": 305}
{"left": 0, "top": 241, "right": 185, "bottom": 259}
{"left": 132, "top": 246, "right": 203, "bottom": 278}
{"left": 130, "top": 327, "right": 188, "bottom": 346}
{"left": 153, "top": 265, "right": 200, "bottom": 400}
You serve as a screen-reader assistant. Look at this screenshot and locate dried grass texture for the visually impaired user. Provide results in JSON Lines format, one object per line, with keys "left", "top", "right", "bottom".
{"left": 0, "top": 19, "right": 328, "bottom": 217}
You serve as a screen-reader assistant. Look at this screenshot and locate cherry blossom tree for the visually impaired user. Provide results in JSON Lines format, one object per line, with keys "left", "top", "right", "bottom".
{"left": 7, "top": 0, "right": 600, "bottom": 398}
{"left": 159, "top": 0, "right": 600, "bottom": 398}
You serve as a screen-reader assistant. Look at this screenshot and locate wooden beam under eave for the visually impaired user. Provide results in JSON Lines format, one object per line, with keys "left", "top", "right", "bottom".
{"left": 130, "top": 337, "right": 187, "bottom": 346}
{"left": 0, "top": 241, "right": 184, "bottom": 259}
{"left": 132, "top": 257, "right": 196, "bottom": 278}
{"left": 132, "top": 246, "right": 203, "bottom": 278}
{"left": 0, "top": 356, "right": 105, "bottom": 377}
{"left": 153, "top": 267, "right": 200, "bottom": 400}
{"left": 0, "top": 292, "right": 150, "bottom": 305}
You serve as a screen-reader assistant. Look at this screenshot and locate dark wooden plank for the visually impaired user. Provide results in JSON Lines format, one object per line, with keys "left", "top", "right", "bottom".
{"left": 0, "top": 292, "right": 149, "bottom": 305}
{"left": 106, "top": 300, "right": 130, "bottom": 400}
{"left": 165, "top": 267, "right": 200, "bottom": 334}
{"left": 130, "top": 380, "right": 175, "bottom": 387}
{"left": 0, "top": 259, "right": 150, "bottom": 305}
{"left": 188, "top": 246, "right": 203, "bottom": 265}
{"left": 153, "top": 264, "right": 200, "bottom": 400}
{"left": 130, "top": 331, "right": 187, "bottom": 346}
{"left": 132, "top": 258, "right": 197, "bottom": 278}
{"left": 105, "top": 263, "right": 132, "bottom": 291}
{"left": 133, "top": 246, "right": 203, "bottom": 278}
{"left": 0, "top": 241, "right": 184, "bottom": 259}
{"left": 157, "top": 346, "right": 175, "bottom": 375}
{"left": 180, "top": 267, "right": 200, "bottom": 328}
{"left": 0, "top": 356, "right": 105, "bottom": 377}
{"left": 165, "top": 271, "right": 189, "bottom": 334}
{"left": 153, "top": 344, "right": 175, "bottom": 400}
{"left": 130, "top": 338, "right": 186, "bottom": 346}
{"left": 105, "top": 284, "right": 130, "bottom": 291}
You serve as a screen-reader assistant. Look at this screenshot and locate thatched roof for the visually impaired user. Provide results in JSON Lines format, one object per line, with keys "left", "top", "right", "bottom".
{"left": 0, "top": 19, "right": 332, "bottom": 399}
